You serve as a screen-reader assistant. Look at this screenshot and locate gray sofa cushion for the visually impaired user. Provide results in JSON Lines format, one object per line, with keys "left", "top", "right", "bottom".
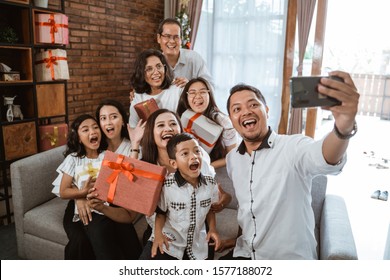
{"left": 215, "top": 167, "right": 238, "bottom": 209}
{"left": 24, "top": 197, "right": 68, "bottom": 246}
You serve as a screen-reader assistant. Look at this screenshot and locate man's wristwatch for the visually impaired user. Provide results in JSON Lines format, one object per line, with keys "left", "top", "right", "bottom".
{"left": 333, "top": 121, "right": 357, "bottom": 140}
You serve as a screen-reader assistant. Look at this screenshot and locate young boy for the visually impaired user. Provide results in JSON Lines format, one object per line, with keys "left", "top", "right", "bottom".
{"left": 151, "top": 133, "right": 221, "bottom": 260}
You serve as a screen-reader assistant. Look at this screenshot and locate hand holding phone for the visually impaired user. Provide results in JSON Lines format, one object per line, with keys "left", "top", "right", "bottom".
{"left": 290, "top": 76, "right": 343, "bottom": 108}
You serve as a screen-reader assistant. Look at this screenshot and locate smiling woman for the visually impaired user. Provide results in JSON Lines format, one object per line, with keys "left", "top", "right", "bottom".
{"left": 129, "top": 49, "right": 183, "bottom": 128}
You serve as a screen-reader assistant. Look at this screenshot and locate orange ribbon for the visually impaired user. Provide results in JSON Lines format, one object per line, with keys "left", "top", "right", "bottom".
{"left": 35, "top": 50, "right": 67, "bottom": 80}
{"left": 103, "top": 155, "right": 165, "bottom": 203}
{"left": 36, "top": 14, "right": 68, "bottom": 44}
{"left": 184, "top": 113, "right": 215, "bottom": 148}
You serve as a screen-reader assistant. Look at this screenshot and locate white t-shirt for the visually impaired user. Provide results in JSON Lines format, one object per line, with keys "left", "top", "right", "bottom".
{"left": 129, "top": 85, "right": 183, "bottom": 128}
{"left": 226, "top": 130, "right": 346, "bottom": 260}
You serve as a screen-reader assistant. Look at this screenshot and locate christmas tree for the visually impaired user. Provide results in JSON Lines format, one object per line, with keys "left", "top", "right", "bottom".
{"left": 176, "top": 4, "right": 191, "bottom": 49}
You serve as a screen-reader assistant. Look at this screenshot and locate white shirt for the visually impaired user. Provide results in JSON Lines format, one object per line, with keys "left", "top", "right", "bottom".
{"left": 115, "top": 138, "right": 131, "bottom": 156}
{"left": 226, "top": 129, "right": 346, "bottom": 260}
{"left": 170, "top": 49, "right": 214, "bottom": 87}
{"left": 129, "top": 85, "right": 182, "bottom": 128}
{"left": 154, "top": 172, "right": 219, "bottom": 260}
{"left": 52, "top": 152, "right": 107, "bottom": 220}
{"left": 115, "top": 137, "right": 142, "bottom": 159}
{"left": 145, "top": 146, "right": 216, "bottom": 232}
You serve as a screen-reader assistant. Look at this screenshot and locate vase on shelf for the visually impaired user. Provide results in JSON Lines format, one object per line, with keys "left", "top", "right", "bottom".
{"left": 34, "top": 0, "right": 48, "bottom": 8}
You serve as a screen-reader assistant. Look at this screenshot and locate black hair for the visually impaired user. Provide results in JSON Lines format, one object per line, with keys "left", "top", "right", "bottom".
{"left": 95, "top": 99, "right": 129, "bottom": 140}
{"left": 157, "top": 18, "right": 182, "bottom": 35}
{"left": 64, "top": 114, "right": 107, "bottom": 158}
{"left": 130, "top": 49, "right": 174, "bottom": 94}
{"left": 166, "top": 133, "right": 196, "bottom": 160}
{"left": 227, "top": 83, "right": 267, "bottom": 114}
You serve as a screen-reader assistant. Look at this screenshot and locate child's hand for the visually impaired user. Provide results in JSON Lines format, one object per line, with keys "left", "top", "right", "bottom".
{"left": 207, "top": 231, "right": 221, "bottom": 252}
{"left": 216, "top": 238, "right": 236, "bottom": 253}
{"left": 211, "top": 184, "right": 231, "bottom": 213}
{"left": 82, "top": 176, "right": 96, "bottom": 196}
{"left": 75, "top": 198, "right": 92, "bottom": 225}
{"left": 151, "top": 233, "right": 170, "bottom": 258}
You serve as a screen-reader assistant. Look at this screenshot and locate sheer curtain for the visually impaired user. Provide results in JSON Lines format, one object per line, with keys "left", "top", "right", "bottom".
{"left": 194, "top": 0, "right": 288, "bottom": 130}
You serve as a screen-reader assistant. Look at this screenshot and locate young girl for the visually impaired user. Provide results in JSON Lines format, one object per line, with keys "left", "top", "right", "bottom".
{"left": 53, "top": 114, "right": 141, "bottom": 259}
{"left": 176, "top": 77, "right": 239, "bottom": 168}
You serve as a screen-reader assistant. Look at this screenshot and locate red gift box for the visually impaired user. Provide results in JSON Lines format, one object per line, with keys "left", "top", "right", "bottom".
{"left": 134, "top": 98, "right": 159, "bottom": 122}
{"left": 35, "top": 13, "right": 69, "bottom": 44}
{"left": 94, "top": 151, "right": 167, "bottom": 216}
{"left": 39, "top": 123, "right": 68, "bottom": 152}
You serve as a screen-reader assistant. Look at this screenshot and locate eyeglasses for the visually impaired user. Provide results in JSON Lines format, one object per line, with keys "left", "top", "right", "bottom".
{"left": 144, "top": 64, "right": 165, "bottom": 75}
{"left": 160, "top": 34, "right": 181, "bottom": 41}
{"left": 187, "top": 89, "right": 210, "bottom": 98}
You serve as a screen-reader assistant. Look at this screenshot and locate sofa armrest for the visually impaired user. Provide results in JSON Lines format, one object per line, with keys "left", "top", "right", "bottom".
{"left": 11, "top": 146, "right": 66, "bottom": 214}
{"left": 11, "top": 145, "right": 66, "bottom": 258}
{"left": 320, "top": 194, "right": 358, "bottom": 260}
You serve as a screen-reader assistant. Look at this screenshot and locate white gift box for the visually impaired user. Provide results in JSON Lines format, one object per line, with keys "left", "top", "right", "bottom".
{"left": 74, "top": 161, "right": 102, "bottom": 189}
{"left": 51, "top": 160, "right": 102, "bottom": 197}
{"left": 181, "top": 109, "right": 223, "bottom": 153}
{"left": 35, "top": 49, "right": 70, "bottom": 81}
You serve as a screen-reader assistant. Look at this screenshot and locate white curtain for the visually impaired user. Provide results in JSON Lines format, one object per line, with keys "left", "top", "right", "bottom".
{"left": 194, "top": 0, "right": 288, "bottom": 130}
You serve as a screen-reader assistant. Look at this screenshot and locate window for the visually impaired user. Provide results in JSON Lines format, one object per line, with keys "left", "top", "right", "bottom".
{"left": 194, "top": 0, "right": 288, "bottom": 129}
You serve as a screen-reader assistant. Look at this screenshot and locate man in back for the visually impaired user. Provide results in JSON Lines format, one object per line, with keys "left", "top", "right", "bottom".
{"left": 157, "top": 18, "right": 213, "bottom": 88}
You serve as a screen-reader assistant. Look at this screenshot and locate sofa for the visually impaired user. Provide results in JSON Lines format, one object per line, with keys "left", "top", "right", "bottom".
{"left": 384, "top": 223, "right": 390, "bottom": 259}
{"left": 11, "top": 145, "right": 358, "bottom": 260}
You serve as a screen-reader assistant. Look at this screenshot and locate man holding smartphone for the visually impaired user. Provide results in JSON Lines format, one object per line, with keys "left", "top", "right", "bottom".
{"left": 225, "top": 71, "right": 359, "bottom": 259}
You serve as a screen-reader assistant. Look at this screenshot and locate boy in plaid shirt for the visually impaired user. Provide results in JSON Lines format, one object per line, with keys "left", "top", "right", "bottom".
{"left": 151, "top": 133, "right": 221, "bottom": 259}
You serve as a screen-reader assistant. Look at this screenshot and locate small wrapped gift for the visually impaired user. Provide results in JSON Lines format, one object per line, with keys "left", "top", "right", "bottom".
{"left": 75, "top": 161, "right": 102, "bottom": 189}
{"left": 0, "top": 71, "right": 20, "bottom": 81}
{"left": 94, "top": 151, "right": 167, "bottom": 216}
{"left": 39, "top": 123, "right": 68, "bottom": 152}
{"left": 35, "top": 13, "right": 69, "bottom": 44}
{"left": 134, "top": 98, "right": 159, "bottom": 122}
{"left": 35, "top": 49, "right": 70, "bottom": 81}
{"left": 181, "top": 110, "right": 223, "bottom": 153}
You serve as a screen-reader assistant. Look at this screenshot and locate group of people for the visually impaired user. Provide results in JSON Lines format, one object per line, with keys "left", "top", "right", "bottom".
{"left": 53, "top": 17, "right": 360, "bottom": 260}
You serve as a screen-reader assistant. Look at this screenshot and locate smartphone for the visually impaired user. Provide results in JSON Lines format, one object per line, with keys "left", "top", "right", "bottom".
{"left": 290, "top": 76, "right": 343, "bottom": 108}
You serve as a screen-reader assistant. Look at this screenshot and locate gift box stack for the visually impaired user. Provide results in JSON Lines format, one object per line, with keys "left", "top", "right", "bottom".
{"left": 35, "top": 49, "right": 70, "bottom": 82}
{"left": 39, "top": 123, "right": 68, "bottom": 152}
{"left": 181, "top": 109, "right": 223, "bottom": 153}
{"left": 94, "top": 151, "right": 167, "bottom": 216}
{"left": 35, "top": 13, "right": 69, "bottom": 45}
